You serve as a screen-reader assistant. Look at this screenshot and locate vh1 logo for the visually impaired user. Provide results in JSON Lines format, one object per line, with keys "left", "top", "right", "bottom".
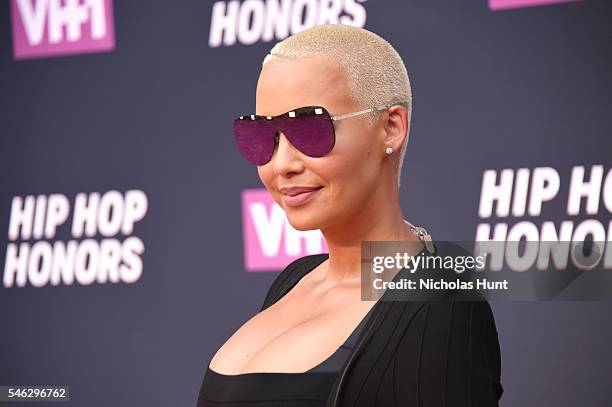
{"left": 489, "top": 0, "right": 581, "bottom": 10}
{"left": 10, "top": 0, "right": 115, "bottom": 60}
{"left": 242, "top": 189, "right": 328, "bottom": 272}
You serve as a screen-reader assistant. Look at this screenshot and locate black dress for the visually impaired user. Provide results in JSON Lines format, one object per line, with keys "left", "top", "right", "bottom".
{"left": 197, "top": 305, "right": 376, "bottom": 406}
{"left": 197, "top": 244, "right": 503, "bottom": 406}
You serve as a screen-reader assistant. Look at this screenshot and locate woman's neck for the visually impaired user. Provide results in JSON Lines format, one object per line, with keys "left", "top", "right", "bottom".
{"left": 320, "top": 210, "right": 422, "bottom": 286}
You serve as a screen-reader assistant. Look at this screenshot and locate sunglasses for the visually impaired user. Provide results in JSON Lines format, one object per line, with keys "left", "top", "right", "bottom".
{"left": 233, "top": 101, "right": 408, "bottom": 165}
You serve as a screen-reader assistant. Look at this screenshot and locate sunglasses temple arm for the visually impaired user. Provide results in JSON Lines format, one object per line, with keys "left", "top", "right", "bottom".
{"left": 330, "top": 103, "right": 394, "bottom": 122}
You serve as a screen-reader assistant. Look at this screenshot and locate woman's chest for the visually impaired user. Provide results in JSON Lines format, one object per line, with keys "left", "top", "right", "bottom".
{"left": 208, "top": 285, "right": 375, "bottom": 375}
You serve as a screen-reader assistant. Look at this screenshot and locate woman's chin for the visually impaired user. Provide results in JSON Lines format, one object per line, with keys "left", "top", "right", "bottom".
{"left": 285, "top": 218, "right": 319, "bottom": 232}
{"left": 284, "top": 212, "right": 326, "bottom": 232}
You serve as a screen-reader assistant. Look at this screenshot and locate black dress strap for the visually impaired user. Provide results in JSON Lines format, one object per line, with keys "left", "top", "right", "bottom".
{"left": 260, "top": 254, "right": 329, "bottom": 311}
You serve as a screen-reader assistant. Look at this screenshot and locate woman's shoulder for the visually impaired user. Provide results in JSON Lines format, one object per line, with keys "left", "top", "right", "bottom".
{"left": 390, "top": 290, "right": 503, "bottom": 403}
{"left": 259, "top": 253, "right": 329, "bottom": 311}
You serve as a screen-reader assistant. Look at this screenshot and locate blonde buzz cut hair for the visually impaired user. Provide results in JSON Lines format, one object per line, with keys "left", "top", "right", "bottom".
{"left": 262, "top": 24, "right": 413, "bottom": 190}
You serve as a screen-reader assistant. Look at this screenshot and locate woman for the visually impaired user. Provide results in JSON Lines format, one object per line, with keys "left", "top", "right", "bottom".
{"left": 197, "top": 24, "right": 503, "bottom": 406}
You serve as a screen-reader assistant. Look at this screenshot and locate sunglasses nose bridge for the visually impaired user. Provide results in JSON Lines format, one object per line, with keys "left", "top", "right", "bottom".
{"left": 269, "top": 128, "right": 303, "bottom": 167}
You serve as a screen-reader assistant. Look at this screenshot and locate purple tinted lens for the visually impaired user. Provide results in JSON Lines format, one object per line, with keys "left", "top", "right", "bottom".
{"left": 233, "top": 118, "right": 276, "bottom": 165}
{"left": 233, "top": 108, "right": 336, "bottom": 165}
{"left": 275, "top": 113, "right": 335, "bottom": 157}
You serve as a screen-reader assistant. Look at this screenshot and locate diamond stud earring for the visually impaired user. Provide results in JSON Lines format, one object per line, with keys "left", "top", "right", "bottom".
{"left": 385, "top": 147, "right": 393, "bottom": 155}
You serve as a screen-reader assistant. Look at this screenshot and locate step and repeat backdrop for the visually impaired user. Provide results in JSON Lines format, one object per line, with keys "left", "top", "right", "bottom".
{"left": 1, "top": 0, "right": 611, "bottom": 406}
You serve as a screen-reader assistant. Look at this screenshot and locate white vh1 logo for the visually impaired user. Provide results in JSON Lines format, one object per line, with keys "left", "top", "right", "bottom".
{"left": 241, "top": 189, "right": 328, "bottom": 271}
{"left": 10, "top": 0, "right": 115, "bottom": 60}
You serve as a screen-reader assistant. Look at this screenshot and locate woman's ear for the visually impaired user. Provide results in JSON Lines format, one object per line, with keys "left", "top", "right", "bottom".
{"left": 383, "top": 105, "right": 409, "bottom": 152}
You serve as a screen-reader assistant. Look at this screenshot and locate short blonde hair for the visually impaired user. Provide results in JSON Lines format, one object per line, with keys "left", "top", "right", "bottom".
{"left": 262, "top": 24, "right": 413, "bottom": 190}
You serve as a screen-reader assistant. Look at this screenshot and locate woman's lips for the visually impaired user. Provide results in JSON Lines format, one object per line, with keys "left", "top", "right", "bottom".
{"left": 281, "top": 187, "right": 322, "bottom": 207}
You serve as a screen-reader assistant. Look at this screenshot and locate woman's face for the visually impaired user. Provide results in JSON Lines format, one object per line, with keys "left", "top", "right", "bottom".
{"left": 255, "top": 55, "right": 390, "bottom": 232}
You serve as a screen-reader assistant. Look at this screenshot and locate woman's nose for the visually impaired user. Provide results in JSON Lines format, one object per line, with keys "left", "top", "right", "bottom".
{"left": 270, "top": 131, "right": 304, "bottom": 174}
